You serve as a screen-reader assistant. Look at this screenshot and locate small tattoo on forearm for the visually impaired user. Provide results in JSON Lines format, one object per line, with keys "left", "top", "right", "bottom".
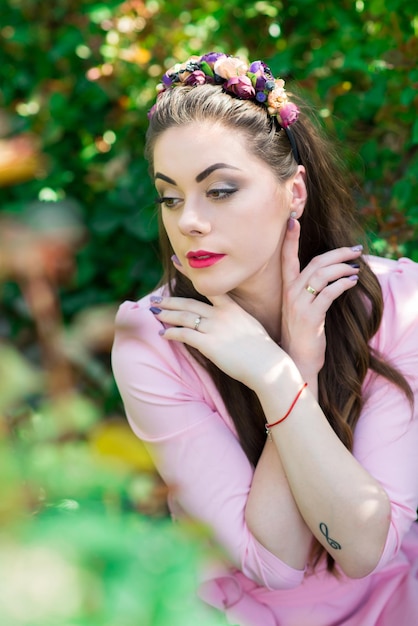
{"left": 319, "top": 522, "right": 342, "bottom": 550}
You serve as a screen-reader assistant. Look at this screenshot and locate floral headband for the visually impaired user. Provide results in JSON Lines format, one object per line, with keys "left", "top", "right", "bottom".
{"left": 149, "top": 52, "right": 300, "bottom": 129}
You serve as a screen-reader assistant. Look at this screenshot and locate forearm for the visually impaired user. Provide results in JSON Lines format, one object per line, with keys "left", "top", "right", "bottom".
{"left": 249, "top": 360, "right": 391, "bottom": 578}
{"left": 245, "top": 439, "right": 312, "bottom": 570}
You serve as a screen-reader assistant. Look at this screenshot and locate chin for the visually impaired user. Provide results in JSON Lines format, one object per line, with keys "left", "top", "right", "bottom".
{"left": 191, "top": 280, "right": 233, "bottom": 299}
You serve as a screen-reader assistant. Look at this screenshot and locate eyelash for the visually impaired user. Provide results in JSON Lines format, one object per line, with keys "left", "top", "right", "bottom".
{"left": 156, "top": 188, "right": 238, "bottom": 209}
{"left": 155, "top": 196, "right": 181, "bottom": 209}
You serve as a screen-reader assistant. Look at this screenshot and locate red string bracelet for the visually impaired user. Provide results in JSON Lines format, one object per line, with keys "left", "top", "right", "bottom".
{"left": 265, "top": 382, "right": 308, "bottom": 439}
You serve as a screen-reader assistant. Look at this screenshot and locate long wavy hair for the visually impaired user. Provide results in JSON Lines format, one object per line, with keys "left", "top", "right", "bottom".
{"left": 145, "top": 83, "right": 412, "bottom": 571}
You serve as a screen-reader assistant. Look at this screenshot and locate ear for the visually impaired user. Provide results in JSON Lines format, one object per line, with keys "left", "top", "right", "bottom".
{"left": 289, "top": 165, "right": 307, "bottom": 218}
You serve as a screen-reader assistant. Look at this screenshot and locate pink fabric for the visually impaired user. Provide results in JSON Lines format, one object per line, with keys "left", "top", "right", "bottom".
{"left": 112, "top": 256, "right": 418, "bottom": 626}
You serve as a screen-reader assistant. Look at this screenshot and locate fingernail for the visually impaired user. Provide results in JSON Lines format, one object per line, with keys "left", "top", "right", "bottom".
{"left": 171, "top": 254, "right": 182, "bottom": 266}
{"left": 348, "top": 274, "right": 359, "bottom": 282}
{"left": 351, "top": 245, "right": 363, "bottom": 252}
{"left": 158, "top": 328, "right": 165, "bottom": 336}
{"left": 150, "top": 295, "right": 163, "bottom": 303}
{"left": 288, "top": 217, "right": 296, "bottom": 231}
{"left": 150, "top": 306, "right": 162, "bottom": 314}
{"left": 345, "top": 261, "right": 360, "bottom": 268}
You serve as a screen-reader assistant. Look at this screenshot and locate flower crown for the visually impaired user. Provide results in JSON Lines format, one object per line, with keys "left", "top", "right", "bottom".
{"left": 149, "top": 52, "right": 299, "bottom": 128}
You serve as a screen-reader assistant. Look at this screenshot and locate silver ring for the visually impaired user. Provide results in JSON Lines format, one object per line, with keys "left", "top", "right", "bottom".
{"left": 193, "top": 315, "right": 202, "bottom": 331}
{"left": 305, "top": 284, "right": 318, "bottom": 296}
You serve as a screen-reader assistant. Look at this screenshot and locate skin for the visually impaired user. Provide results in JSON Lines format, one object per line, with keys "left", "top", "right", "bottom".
{"left": 151, "top": 121, "right": 391, "bottom": 578}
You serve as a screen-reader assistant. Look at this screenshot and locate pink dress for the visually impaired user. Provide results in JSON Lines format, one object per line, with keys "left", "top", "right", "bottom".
{"left": 112, "top": 256, "right": 418, "bottom": 626}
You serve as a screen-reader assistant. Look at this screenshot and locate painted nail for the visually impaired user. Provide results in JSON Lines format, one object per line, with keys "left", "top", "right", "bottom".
{"left": 345, "top": 261, "right": 360, "bottom": 268}
{"left": 351, "top": 244, "right": 363, "bottom": 252}
{"left": 150, "top": 295, "right": 163, "bottom": 303}
{"left": 171, "top": 254, "right": 182, "bottom": 266}
{"left": 348, "top": 274, "right": 359, "bottom": 281}
{"left": 158, "top": 328, "right": 165, "bottom": 336}
{"left": 288, "top": 216, "right": 296, "bottom": 231}
{"left": 150, "top": 306, "right": 162, "bottom": 314}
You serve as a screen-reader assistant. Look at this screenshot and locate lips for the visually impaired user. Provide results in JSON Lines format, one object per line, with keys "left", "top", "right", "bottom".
{"left": 186, "top": 250, "right": 226, "bottom": 269}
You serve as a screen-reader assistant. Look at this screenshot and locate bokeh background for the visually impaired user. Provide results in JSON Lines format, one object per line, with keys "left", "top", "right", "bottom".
{"left": 0, "top": 1, "right": 417, "bottom": 624}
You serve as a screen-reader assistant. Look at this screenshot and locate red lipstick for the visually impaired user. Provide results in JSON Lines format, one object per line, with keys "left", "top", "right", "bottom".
{"left": 186, "top": 250, "right": 226, "bottom": 269}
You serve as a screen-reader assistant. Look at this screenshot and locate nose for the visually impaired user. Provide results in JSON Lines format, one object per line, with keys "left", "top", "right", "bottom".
{"left": 178, "top": 199, "right": 212, "bottom": 236}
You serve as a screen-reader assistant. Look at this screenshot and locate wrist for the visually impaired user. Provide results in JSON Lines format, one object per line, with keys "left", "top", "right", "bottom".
{"left": 249, "top": 350, "right": 303, "bottom": 394}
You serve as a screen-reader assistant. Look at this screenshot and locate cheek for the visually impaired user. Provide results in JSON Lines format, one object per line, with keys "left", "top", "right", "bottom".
{"left": 244, "top": 197, "right": 287, "bottom": 239}
{"left": 161, "top": 212, "right": 177, "bottom": 240}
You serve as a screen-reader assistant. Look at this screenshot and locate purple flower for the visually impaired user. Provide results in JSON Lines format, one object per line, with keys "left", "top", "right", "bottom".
{"left": 184, "top": 70, "right": 207, "bottom": 86}
{"left": 224, "top": 75, "right": 255, "bottom": 99}
{"left": 255, "top": 76, "right": 267, "bottom": 91}
{"left": 278, "top": 102, "right": 300, "bottom": 127}
{"left": 201, "top": 52, "right": 226, "bottom": 64}
{"left": 161, "top": 73, "right": 173, "bottom": 87}
{"left": 249, "top": 60, "right": 268, "bottom": 74}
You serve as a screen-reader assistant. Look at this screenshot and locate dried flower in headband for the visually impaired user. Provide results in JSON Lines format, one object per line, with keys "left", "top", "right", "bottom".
{"left": 149, "top": 52, "right": 300, "bottom": 129}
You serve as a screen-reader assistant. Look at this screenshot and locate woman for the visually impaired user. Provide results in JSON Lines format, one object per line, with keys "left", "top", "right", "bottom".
{"left": 112, "top": 52, "right": 418, "bottom": 625}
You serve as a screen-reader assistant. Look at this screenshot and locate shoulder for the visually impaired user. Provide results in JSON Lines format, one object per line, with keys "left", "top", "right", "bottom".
{"left": 111, "top": 288, "right": 233, "bottom": 441}
{"left": 366, "top": 254, "right": 418, "bottom": 365}
{"left": 114, "top": 286, "right": 166, "bottom": 330}
{"left": 112, "top": 285, "right": 182, "bottom": 375}
{"left": 112, "top": 286, "right": 219, "bottom": 407}
{"left": 367, "top": 254, "right": 418, "bottom": 297}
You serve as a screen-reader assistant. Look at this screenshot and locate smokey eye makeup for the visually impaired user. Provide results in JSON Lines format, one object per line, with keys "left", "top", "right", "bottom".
{"left": 155, "top": 196, "right": 182, "bottom": 209}
{"left": 206, "top": 187, "right": 238, "bottom": 200}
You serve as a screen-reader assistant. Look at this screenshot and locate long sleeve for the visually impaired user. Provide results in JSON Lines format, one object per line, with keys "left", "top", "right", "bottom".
{"left": 112, "top": 257, "right": 418, "bottom": 590}
{"left": 353, "top": 257, "right": 418, "bottom": 572}
{"left": 111, "top": 294, "right": 304, "bottom": 590}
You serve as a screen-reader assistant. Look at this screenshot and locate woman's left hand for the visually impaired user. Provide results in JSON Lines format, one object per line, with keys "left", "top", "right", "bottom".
{"left": 150, "top": 293, "right": 286, "bottom": 390}
{"left": 280, "top": 217, "right": 361, "bottom": 382}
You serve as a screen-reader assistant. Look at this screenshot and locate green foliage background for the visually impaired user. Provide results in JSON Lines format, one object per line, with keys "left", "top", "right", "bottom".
{"left": 2, "top": 0, "right": 417, "bottom": 314}
{"left": 0, "top": 1, "right": 417, "bottom": 623}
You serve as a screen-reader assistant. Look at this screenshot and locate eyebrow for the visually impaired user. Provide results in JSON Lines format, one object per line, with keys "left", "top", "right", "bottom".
{"left": 154, "top": 172, "right": 176, "bottom": 185}
{"left": 154, "top": 162, "right": 241, "bottom": 186}
{"left": 195, "top": 163, "right": 241, "bottom": 183}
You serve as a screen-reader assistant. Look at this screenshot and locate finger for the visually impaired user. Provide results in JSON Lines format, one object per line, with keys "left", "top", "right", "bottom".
{"left": 303, "top": 262, "right": 360, "bottom": 295}
{"left": 302, "top": 245, "right": 364, "bottom": 275}
{"left": 160, "top": 324, "right": 206, "bottom": 348}
{"left": 151, "top": 307, "right": 207, "bottom": 332}
{"left": 150, "top": 295, "right": 210, "bottom": 315}
{"left": 281, "top": 215, "right": 301, "bottom": 285}
{"left": 171, "top": 254, "right": 189, "bottom": 278}
{"left": 313, "top": 275, "right": 359, "bottom": 308}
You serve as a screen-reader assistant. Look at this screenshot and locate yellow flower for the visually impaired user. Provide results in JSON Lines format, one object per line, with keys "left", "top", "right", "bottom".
{"left": 267, "top": 79, "right": 287, "bottom": 114}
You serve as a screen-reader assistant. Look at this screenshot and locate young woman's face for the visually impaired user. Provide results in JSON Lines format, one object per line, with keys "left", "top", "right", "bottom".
{"left": 153, "top": 121, "right": 295, "bottom": 299}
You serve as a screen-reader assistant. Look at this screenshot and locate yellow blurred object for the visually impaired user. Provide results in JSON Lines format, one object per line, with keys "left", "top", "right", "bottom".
{"left": 90, "top": 419, "right": 155, "bottom": 472}
{"left": 119, "top": 45, "right": 151, "bottom": 65}
{"left": 0, "top": 136, "right": 43, "bottom": 186}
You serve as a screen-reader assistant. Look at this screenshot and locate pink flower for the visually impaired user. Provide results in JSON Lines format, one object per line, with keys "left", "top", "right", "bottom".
{"left": 147, "top": 103, "right": 157, "bottom": 119}
{"left": 214, "top": 56, "right": 248, "bottom": 79}
{"left": 224, "top": 75, "right": 255, "bottom": 99}
{"left": 184, "top": 70, "right": 207, "bottom": 86}
{"left": 278, "top": 102, "right": 300, "bottom": 127}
